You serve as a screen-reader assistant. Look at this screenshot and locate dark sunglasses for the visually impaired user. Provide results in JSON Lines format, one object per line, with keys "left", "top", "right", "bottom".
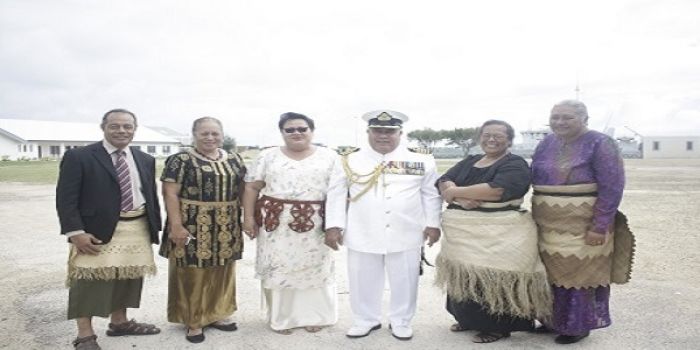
{"left": 283, "top": 127, "right": 309, "bottom": 134}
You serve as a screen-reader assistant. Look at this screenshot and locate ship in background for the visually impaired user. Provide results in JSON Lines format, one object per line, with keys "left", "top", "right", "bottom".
{"left": 510, "top": 127, "right": 642, "bottom": 159}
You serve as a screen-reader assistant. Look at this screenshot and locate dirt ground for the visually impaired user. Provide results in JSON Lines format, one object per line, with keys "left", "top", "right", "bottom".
{"left": 1, "top": 158, "right": 699, "bottom": 349}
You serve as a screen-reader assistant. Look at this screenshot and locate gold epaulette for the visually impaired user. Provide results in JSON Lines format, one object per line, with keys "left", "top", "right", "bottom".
{"left": 336, "top": 146, "right": 360, "bottom": 156}
{"left": 340, "top": 148, "right": 385, "bottom": 202}
{"left": 408, "top": 147, "right": 432, "bottom": 154}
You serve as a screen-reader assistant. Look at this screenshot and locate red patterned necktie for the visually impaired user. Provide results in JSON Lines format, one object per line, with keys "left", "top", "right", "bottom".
{"left": 114, "top": 150, "right": 133, "bottom": 212}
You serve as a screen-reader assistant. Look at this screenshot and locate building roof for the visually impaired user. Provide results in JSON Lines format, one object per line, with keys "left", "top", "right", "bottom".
{"left": 0, "top": 128, "right": 25, "bottom": 142}
{"left": 0, "top": 118, "right": 180, "bottom": 143}
{"left": 146, "top": 126, "right": 189, "bottom": 139}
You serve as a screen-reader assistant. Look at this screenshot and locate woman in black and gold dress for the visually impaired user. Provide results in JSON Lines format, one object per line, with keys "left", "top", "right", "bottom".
{"left": 160, "top": 117, "right": 246, "bottom": 343}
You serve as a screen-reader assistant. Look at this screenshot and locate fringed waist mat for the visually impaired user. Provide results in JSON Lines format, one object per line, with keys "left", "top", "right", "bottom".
{"left": 435, "top": 207, "right": 552, "bottom": 319}
{"left": 67, "top": 208, "right": 156, "bottom": 286}
{"left": 255, "top": 195, "right": 325, "bottom": 233}
{"left": 531, "top": 184, "right": 635, "bottom": 289}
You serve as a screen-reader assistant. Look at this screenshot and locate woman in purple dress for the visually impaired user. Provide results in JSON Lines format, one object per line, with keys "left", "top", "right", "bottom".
{"left": 531, "top": 100, "right": 633, "bottom": 344}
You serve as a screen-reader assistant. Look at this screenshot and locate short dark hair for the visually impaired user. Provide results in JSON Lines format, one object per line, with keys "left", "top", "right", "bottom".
{"left": 101, "top": 108, "right": 137, "bottom": 128}
{"left": 478, "top": 119, "right": 515, "bottom": 142}
{"left": 192, "top": 116, "right": 223, "bottom": 134}
{"left": 278, "top": 112, "right": 315, "bottom": 131}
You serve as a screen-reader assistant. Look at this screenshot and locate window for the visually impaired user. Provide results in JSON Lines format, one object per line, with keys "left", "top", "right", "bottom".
{"left": 147, "top": 145, "right": 156, "bottom": 154}
{"left": 653, "top": 141, "right": 660, "bottom": 151}
{"left": 50, "top": 146, "right": 61, "bottom": 155}
{"left": 23, "top": 145, "right": 27, "bottom": 152}
{"left": 687, "top": 141, "right": 694, "bottom": 151}
{"left": 29, "top": 145, "right": 33, "bottom": 152}
{"left": 162, "top": 145, "right": 171, "bottom": 154}
{"left": 132, "top": 146, "right": 141, "bottom": 150}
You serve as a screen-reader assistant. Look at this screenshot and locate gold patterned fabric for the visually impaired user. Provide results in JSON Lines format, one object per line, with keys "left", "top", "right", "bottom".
{"left": 159, "top": 150, "right": 246, "bottom": 267}
{"left": 532, "top": 184, "right": 635, "bottom": 289}
{"left": 167, "top": 259, "right": 237, "bottom": 328}
{"left": 67, "top": 210, "right": 156, "bottom": 285}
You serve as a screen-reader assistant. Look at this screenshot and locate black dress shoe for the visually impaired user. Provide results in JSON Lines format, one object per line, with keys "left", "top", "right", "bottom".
{"left": 555, "top": 331, "right": 590, "bottom": 344}
{"left": 531, "top": 324, "right": 552, "bottom": 333}
{"left": 186, "top": 331, "right": 205, "bottom": 343}
{"left": 208, "top": 322, "right": 238, "bottom": 332}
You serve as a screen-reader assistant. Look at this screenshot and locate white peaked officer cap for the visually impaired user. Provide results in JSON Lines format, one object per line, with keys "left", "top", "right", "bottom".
{"left": 362, "top": 110, "right": 409, "bottom": 129}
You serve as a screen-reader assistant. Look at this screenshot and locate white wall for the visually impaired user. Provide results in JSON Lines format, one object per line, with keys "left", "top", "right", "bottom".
{"left": 33, "top": 141, "right": 91, "bottom": 159}
{"left": 0, "top": 134, "right": 20, "bottom": 160}
{"left": 0, "top": 138, "right": 43, "bottom": 160}
{"left": 130, "top": 142, "right": 180, "bottom": 157}
{"left": 643, "top": 136, "right": 700, "bottom": 159}
{"left": 0, "top": 137, "right": 180, "bottom": 160}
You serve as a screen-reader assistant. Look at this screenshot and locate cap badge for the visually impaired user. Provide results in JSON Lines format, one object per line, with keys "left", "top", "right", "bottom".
{"left": 377, "top": 112, "right": 393, "bottom": 121}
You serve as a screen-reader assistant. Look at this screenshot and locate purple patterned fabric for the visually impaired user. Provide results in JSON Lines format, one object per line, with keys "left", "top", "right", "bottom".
{"left": 551, "top": 286, "right": 611, "bottom": 335}
{"left": 531, "top": 130, "right": 625, "bottom": 233}
{"left": 531, "top": 130, "right": 625, "bottom": 336}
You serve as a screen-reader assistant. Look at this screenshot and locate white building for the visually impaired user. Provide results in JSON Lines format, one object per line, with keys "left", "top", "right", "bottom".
{"left": 148, "top": 126, "right": 192, "bottom": 146}
{"left": 0, "top": 118, "right": 182, "bottom": 160}
{"left": 642, "top": 136, "right": 700, "bottom": 159}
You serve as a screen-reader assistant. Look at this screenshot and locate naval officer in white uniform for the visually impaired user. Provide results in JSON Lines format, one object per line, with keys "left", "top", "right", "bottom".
{"left": 325, "top": 110, "right": 442, "bottom": 340}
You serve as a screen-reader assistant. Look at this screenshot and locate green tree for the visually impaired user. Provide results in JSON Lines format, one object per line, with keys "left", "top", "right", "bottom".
{"left": 407, "top": 128, "right": 443, "bottom": 150}
{"left": 222, "top": 135, "right": 237, "bottom": 152}
{"left": 443, "top": 127, "right": 479, "bottom": 156}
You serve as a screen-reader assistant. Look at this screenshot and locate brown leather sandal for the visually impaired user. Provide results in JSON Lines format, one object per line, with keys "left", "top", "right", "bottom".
{"left": 73, "top": 335, "right": 101, "bottom": 350}
{"left": 106, "top": 319, "right": 161, "bottom": 336}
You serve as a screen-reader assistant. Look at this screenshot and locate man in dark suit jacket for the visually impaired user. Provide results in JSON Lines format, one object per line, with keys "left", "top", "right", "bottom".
{"left": 56, "top": 109, "right": 162, "bottom": 350}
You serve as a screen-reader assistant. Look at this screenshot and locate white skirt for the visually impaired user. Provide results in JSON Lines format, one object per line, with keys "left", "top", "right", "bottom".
{"left": 264, "top": 284, "right": 338, "bottom": 330}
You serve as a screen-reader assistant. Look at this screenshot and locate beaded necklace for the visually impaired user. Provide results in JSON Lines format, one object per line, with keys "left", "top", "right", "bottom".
{"left": 194, "top": 148, "right": 222, "bottom": 161}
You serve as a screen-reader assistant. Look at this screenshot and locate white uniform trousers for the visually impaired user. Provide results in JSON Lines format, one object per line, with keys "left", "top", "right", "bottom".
{"left": 347, "top": 247, "right": 421, "bottom": 328}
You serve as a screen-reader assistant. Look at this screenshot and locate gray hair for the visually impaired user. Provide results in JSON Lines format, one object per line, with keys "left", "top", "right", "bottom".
{"left": 192, "top": 116, "right": 223, "bottom": 134}
{"left": 552, "top": 99, "right": 589, "bottom": 121}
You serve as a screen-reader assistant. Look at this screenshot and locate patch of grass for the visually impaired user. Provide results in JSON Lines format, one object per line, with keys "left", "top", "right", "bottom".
{"left": 0, "top": 160, "right": 61, "bottom": 184}
{"left": 0, "top": 160, "right": 167, "bottom": 184}
{"left": 0, "top": 158, "right": 460, "bottom": 184}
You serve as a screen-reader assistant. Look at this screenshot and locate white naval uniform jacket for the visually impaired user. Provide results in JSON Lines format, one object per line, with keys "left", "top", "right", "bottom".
{"left": 325, "top": 147, "right": 442, "bottom": 254}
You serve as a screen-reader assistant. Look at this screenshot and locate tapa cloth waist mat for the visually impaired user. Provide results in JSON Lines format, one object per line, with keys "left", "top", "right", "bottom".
{"left": 67, "top": 208, "right": 156, "bottom": 286}
{"left": 435, "top": 203, "right": 552, "bottom": 319}
{"left": 255, "top": 195, "right": 325, "bottom": 233}
{"left": 531, "top": 183, "right": 635, "bottom": 289}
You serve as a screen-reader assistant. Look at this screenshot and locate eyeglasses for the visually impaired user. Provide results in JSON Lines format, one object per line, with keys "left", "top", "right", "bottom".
{"left": 283, "top": 127, "right": 309, "bottom": 134}
{"left": 480, "top": 133, "right": 507, "bottom": 141}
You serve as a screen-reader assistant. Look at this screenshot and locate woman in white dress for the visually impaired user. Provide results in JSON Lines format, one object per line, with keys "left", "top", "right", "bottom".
{"left": 242, "top": 112, "right": 339, "bottom": 334}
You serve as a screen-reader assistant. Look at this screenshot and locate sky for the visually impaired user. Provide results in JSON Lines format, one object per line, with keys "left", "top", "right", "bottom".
{"left": 1, "top": 0, "right": 699, "bottom": 147}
